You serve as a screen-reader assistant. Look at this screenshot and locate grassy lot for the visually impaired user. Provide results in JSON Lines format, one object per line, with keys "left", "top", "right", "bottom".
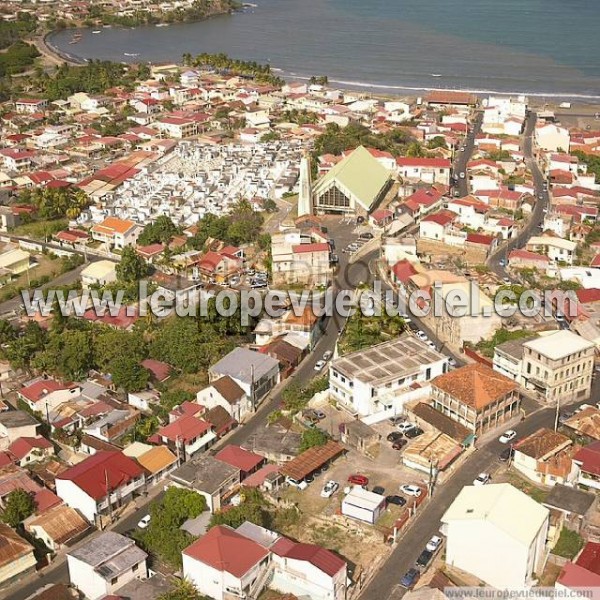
{"left": 504, "top": 471, "right": 549, "bottom": 504}
{"left": 13, "top": 219, "right": 68, "bottom": 240}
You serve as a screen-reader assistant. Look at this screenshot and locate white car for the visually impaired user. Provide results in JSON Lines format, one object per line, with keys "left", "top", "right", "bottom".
{"left": 426, "top": 535, "right": 443, "bottom": 553}
{"left": 314, "top": 360, "right": 326, "bottom": 372}
{"left": 459, "top": 172, "right": 466, "bottom": 179}
{"left": 473, "top": 472, "right": 491, "bottom": 486}
{"left": 322, "top": 350, "right": 333, "bottom": 361}
{"left": 416, "top": 331, "right": 428, "bottom": 342}
{"left": 396, "top": 421, "right": 416, "bottom": 433}
{"left": 400, "top": 484, "right": 422, "bottom": 497}
{"left": 137, "top": 514, "right": 151, "bottom": 529}
{"left": 320, "top": 480, "right": 339, "bottom": 498}
{"left": 499, "top": 430, "right": 517, "bottom": 444}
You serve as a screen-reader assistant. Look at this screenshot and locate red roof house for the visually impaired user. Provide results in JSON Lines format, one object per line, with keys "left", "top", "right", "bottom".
{"left": 215, "top": 445, "right": 265, "bottom": 479}
{"left": 55, "top": 451, "right": 146, "bottom": 522}
{"left": 183, "top": 525, "right": 269, "bottom": 578}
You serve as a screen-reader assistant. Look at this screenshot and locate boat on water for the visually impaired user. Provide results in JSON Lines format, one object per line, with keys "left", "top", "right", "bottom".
{"left": 124, "top": 53, "right": 140, "bottom": 57}
{"left": 155, "top": 23, "right": 169, "bottom": 27}
{"left": 92, "top": 30, "right": 101, "bottom": 34}
{"left": 430, "top": 73, "right": 442, "bottom": 78}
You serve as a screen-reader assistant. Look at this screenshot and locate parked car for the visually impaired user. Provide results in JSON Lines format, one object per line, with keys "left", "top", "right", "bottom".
{"left": 499, "top": 447, "right": 514, "bottom": 462}
{"left": 314, "top": 410, "right": 326, "bottom": 420}
{"left": 416, "top": 549, "right": 433, "bottom": 568}
{"left": 426, "top": 535, "right": 443, "bottom": 553}
{"left": 473, "top": 472, "right": 491, "bottom": 486}
{"left": 322, "top": 350, "right": 333, "bottom": 361}
{"left": 396, "top": 421, "right": 416, "bottom": 433}
{"left": 314, "top": 360, "right": 326, "bottom": 372}
{"left": 416, "top": 330, "right": 428, "bottom": 341}
{"left": 400, "top": 484, "right": 422, "bottom": 497}
{"left": 400, "top": 568, "right": 420, "bottom": 589}
{"left": 360, "top": 232, "right": 374, "bottom": 240}
{"left": 372, "top": 486, "right": 385, "bottom": 495}
{"left": 499, "top": 259, "right": 506, "bottom": 267}
{"left": 459, "top": 172, "right": 466, "bottom": 179}
{"left": 286, "top": 477, "right": 308, "bottom": 490}
{"left": 389, "top": 416, "right": 404, "bottom": 425}
{"left": 392, "top": 439, "right": 407, "bottom": 450}
{"left": 137, "top": 514, "right": 151, "bottom": 529}
{"left": 348, "top": 474, "right": 369, "bottom": 486}
{"left": 448, "top": 358, "right": 457, "bottom": 368}
{"left": 559, "top": 410, "right": 574, "bottom": 424}
{"left": 499, "top": 429, "right": 517, "bottom": 444}
{"left": 386, "top": 495, "right": 407, "bottom": 507}
{"left": 387, "top": 431, "right": 403, "bottom": 442}
{"left": 405, "top": 427, "right": 424, "bottom": 439}
{"left": 320, "top": 480, "right": 339, "bottom": 498}
{"left": 305, "top": 474, "right": 315, "bottom": 484}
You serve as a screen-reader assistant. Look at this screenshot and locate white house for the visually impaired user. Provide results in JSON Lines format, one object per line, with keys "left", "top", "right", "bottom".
{"left": 182, "top": 522, "right": 348, "bottom": 600}
{"left": 183, "top": 525, "right": 271, "bottom": 600}
{"left": 329, "top": 334, "right": 449, "bottom": 417}
{"left": 56, "top": 451, "right": 146, "bottom": 523}
{"left": 535, "top": 123, "right": 570, "bottom": 153}
{"left": 209, "top": 348, "right": 280, "bottom": 407}
{"left": 91, "top": 217, "right": 141, "bottom": 249}
{"left": 67, "top": 532, "right": 147, "bottom": 600}
{"left": 18, "top": 378, "right": 81, "bottom": 414}
{"left": 526, "top": 235, "right": 577, "bottom": 265}
{"left": 441, "top": 484, "right": 549, "bottom": 589}
{"left": 196, "top": 376, "right": 248, "bottom": 423}
{"left": 80, "top": 260, "right": 118, "bottom": 289}
{"left": 397, "top": 157, "right": 451, "bottom": 185}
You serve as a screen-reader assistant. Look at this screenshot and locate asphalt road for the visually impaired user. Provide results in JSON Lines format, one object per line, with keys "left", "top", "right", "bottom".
{"left": 453, "top": 111, "right": 483, "bottom": 198}
{"left": 359, "top": 395, "right": 595, "bottom": 600}
{"left": 488, "top": 111, "right": 549, "bottom": 279}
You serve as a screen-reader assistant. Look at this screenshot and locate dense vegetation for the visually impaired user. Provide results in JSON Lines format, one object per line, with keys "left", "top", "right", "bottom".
{"left": 189, "top": 199, "right": 268, "bottom": 249}
{"left": 0, "top": 41, "right": 40, "bottom": 77}
{"left": 184, "top": 52, "right": 285, "bottom": 86}
{"left": 85, "top": 0, "right": 239, "bottom": 28}
{"left": 18, "top": 187, "right": 89, "bottom": 221}
{"left": 33, "top": 61, "right": 150, "bottom": 101}
{"left": 138, "top": 215, "right": 182, "bottom": 247}
{"left": 0, "top": 14, "right": 38, "bottom": 50}
{"left": 312, "top": 122, "right": 423, "bottom": 163}
{"left": 572, "top": 150, "right": 600, "bottom": 184}
{"left": 134, "top": 487, "right": 206, "bottom": 568}
{"left": 338, "top": 309, "right": 408, "bottom": 355}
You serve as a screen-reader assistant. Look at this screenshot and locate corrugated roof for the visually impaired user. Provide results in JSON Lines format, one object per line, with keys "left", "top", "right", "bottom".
{"left": 280, "top": 441, "right": 344, "bottom": 481}
{"left": 27, "top": 503, "right": 89, "bottom": 545}
{"left": 136, "top": 446, "right": 177, "bottom": 474}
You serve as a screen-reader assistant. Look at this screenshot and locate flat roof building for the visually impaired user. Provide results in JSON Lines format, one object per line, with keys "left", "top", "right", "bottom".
{"left": 329, "top": 333, "right": 449, "bottom": 416}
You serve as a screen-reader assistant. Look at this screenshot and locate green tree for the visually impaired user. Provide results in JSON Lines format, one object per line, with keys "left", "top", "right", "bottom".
{"left": 33, "top": 329, "right": 94, "bottom": 379}
{"left": 136, "top": 487, "right": 206, "bottom": 568}
{"left": 300, "top": 427, "right": 329, "bottom": 452}
{"left": 109, "top": 355, "right": 150, "bottom": 392}
{"left": 159, "top": 579, "right": 207, "bottom": 600}
{"left": 209, "top": 489, "right": 270, "bottom": 530}
{"left": 0, "top": 319, "right": 16, "bottom": 345}
{"left": 138, "top": 215, "right": 180, "bottom": 246}
{"left": 116, "top": 246, "right": 149, "bottom": 283}
{"left": 2, "top": 489, "right": 36, "bottom": 526}
{"left": 94, "top": 329, "right": 147, "bottom": 371}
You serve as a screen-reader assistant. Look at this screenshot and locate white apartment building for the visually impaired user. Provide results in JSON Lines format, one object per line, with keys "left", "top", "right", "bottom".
{"left": 442, "top": 484, "right": 549, "bottom": 589}
{"left": 67, "top": 532, "right": 147, "bottom": 600}
{"left": 329, "top": 333, "right": 449, "bottom": 417}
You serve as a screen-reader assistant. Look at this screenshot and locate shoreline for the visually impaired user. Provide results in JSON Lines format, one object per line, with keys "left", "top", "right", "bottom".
{"left": 42, "top": 19, "right": 600, "bottom": 106}
{"left": 36, "top": 32, "right": 84, "bottom": 67}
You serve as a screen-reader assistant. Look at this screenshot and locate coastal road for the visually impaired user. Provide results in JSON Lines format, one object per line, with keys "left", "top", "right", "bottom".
{"left": 359, "top": 393, "right": 596, "bottom": 600}
{"left": 488, "top": 111, "right": 549, "bottom": 279}
{"left": 453, "top": 111, "right": 483, "bottom": 198}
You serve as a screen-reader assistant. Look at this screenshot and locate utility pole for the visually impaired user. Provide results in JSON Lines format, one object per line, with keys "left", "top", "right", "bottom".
{"left": 554, "top": 394, "right": 561, "bottom": 432}
{"left": 250, "top": 364, "right": 256, "bottom": 412}
{"left": 105, "top": 469, "right": 113, "bottom": 523}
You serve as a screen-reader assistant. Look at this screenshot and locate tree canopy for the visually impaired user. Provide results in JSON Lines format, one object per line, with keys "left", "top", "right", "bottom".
{"left": 2, "top": 489, "right": 36, "bottom": 527}
{"left": 138, "top": 216, "right": 180, "bottom": 246}
{"left": 116, "top": 246, "right": 149, "bottom": 283}
{"left": 135, "top": 487, "right": 206, "bottom": 568}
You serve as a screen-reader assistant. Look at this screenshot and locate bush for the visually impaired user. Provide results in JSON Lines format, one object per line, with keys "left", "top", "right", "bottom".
{"left": 553, "top": 528, "right": 584, "bottom": 559}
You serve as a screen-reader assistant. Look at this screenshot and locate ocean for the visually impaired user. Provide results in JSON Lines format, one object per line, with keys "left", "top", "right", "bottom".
{"left": 48, "top": 0, "right": 600, "bottom": 99}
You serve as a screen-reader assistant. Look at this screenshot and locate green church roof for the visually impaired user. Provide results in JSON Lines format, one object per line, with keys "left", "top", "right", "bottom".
{"left": 313, "top": 145, "right": 392, "bottom": 211}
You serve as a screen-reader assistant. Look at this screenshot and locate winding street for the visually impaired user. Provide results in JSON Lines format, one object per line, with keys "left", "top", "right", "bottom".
{"left": 488, "top": 111, "right": 549, "bottom": 279}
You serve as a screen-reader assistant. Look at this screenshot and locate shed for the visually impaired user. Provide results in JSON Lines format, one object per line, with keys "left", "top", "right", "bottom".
{"left": 341, "top": 486, "right": 386, "bottom": 524}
